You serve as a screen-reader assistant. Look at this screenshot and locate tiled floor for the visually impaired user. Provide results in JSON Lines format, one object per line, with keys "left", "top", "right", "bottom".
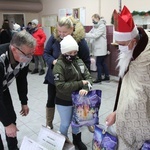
{"left": 0, "top": 67, "right": 119, "bottom": 150}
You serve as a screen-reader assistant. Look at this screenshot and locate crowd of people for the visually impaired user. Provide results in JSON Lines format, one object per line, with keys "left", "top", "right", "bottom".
{"left": 0, "top": 19, "right": 46, "bottom": 76}
{"left": 1, "top": 5, "right": 150, "bottom": 150}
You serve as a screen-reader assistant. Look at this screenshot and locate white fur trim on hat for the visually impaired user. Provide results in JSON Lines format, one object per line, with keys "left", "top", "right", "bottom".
{"left": 60, "top": 35, "right": 79, "bottom": 54}
{"left": 114, "top": 26, "right": 139, "bottom": 41}
{"left": 31, "top": 19, "right": 38, "bottom": 25}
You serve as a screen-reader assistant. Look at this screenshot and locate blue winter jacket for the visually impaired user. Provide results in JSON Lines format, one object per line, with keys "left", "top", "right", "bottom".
{"left": 43, "top": 35, "right": 90, "bottom": 85}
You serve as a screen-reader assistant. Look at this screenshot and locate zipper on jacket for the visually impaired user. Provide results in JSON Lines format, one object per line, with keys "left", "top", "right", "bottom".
{"left": 71, "top": 63, "right": 80, "bottom": 80}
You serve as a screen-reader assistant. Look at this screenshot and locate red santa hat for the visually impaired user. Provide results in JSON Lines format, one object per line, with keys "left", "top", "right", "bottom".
{"left": 113, "top": 6, "right": 139, "bottom": 41}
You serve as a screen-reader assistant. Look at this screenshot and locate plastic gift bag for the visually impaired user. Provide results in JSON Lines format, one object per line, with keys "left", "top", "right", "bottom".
{"left": 71, "top": 90, "right": 101, "bottom": 127}
{"left": 141, "top": 141, "right": 150, "bottom": 150}
{"left": 92, "top": 124, "right": 118, "bottom": 150}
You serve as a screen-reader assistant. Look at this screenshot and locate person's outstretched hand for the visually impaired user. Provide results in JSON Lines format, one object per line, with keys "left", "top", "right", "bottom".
{"left": 105, "top": 111, "right": 116, "bottom": 126}
{"left": 20, "top": 105, "right": 29, "bottom": 116}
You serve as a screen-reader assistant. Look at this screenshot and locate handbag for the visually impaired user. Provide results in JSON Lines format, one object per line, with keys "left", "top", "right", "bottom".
{"left": 92, "top": 124, "right": 118, "bottom": 150}
{"left": 141, "top": 141, "right": 150, "bottom": 150}
{"left": 71, "top": 90, "right": 101, "bottom": 127}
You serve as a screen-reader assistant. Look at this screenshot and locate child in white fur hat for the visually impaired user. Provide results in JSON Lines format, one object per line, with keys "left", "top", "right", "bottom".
{"left": 53, "top": 35, "right": 92, "bottom": 150}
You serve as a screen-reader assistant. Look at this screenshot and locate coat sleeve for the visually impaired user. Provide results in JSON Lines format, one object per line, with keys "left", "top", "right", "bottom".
{"left": 113, "top": 78, "right": 122, "bottom": 111}
{"left": 0, "top": 63, "right": 12, "bottom": 126}
{"left": 78, "top": 39, "right": 91, "bottom": 71}
{"left": 16, "top": 65, "right": 28, "bottom": 105}
{"left": 38, "top": 29, "right": 46, "bottom": 46}
{"left": 85, "top": 25, "right": 105, "bottom": 39}
{"left": 43, "top": 35, "right": 56, "bottom": 67}
{"left": 53, "top": 63, "right": 83, "bottom": 95}
{"left": 80, "top": 62, "right": 93, "bottom": 91}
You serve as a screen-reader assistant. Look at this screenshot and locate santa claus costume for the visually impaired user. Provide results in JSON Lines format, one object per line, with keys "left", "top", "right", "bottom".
{"left": 113, "top": 6, "right": 150, "bottom": 150}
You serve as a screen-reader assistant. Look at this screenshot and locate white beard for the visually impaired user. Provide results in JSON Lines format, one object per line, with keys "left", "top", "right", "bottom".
{"left": 117, "top": 50, "right": 134, "bottom": 78}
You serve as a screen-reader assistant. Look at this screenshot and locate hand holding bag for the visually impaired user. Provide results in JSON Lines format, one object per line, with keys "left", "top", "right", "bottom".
{"left": 71, "top": 90, "right": 101, "bottom": 127}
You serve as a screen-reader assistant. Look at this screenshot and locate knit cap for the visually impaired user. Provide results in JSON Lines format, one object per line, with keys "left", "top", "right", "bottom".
{"left": 31, "top": 19, "right": 38, "bottom": 25}
{"left": 60, "top": 35, "right": 78, "bottom": 54}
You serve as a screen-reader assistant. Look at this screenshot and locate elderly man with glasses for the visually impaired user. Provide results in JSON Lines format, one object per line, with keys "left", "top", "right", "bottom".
{"left": 0, "top": 31, "right": 36, "bottom": 150}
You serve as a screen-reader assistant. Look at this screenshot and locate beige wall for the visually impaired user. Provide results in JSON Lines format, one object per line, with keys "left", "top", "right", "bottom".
{"left": 101, "top": 0, "right": 150, "bottom": 25}
{"left": 0, "top": 0, "right": 150, "bottom": 27}
{"left": 40, "top": 0, "right": 150, "bottom": 25}
{"left": 40, "top": 0, "right": 100, "bottom": 26}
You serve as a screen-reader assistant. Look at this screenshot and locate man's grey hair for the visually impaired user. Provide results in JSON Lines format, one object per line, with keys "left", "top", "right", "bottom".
{"left": 10, "top": 30, "right": 36, "bottom": 48}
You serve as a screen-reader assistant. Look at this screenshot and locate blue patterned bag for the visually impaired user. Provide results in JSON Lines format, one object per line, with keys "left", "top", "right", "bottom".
{"left": 141, "top": 141, "right": 150, "bottom": 150}
{"left": 92, "top": 125, "right": 118, "bottom": 150}
{"left": 71, "top": 90, "right": 101, "bottom": 127}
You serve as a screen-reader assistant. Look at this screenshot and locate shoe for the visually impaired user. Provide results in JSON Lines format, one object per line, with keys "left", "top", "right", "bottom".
{"left": 93, "top": 79, "right": 101, "bottom": 83}
{"left": 31, "top": 69, "right": 38, "bottom": 74}
{"left": 39, "top": 69, "right": 45, "bottom": 75}
{"left": 87, "top": 125, "right": 95, "bottom": 133}
{"left": 101, "top": 76, "right": 110, "bottom": 81}
{"left": 28, "top": 69, "right": 32, "bottom": 72}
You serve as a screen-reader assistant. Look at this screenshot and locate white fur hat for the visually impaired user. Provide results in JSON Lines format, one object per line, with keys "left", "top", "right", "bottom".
{"left": 31, "top": 19, "right": 38, "bottom": 25}
{"left": 13, "top": 23, "right": 21, "bottom": 31}
{"left": 60, "top": 35, "right": 78, "bottom": 54}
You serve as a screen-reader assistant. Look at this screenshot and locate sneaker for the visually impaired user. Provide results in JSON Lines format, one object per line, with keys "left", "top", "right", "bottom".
{"left": 28, "top": 69, "right": 32, "bottom": 72}
{"left": 93, "top": 79, "right": 101, "bottom": 83}
{"left": 101, "top": 76, "right": 110, "bottom": 81}
{"left": 31, "top": 69, "right": 38, "bottom": 74}
{"left": 39, "top": 69, "right": 45, "bottom": 75}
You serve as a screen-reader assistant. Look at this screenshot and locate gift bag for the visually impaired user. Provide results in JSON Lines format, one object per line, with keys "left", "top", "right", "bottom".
{"left": 92, "top": 124, "right": 118, "bottom": 150}
{"left": 141, "top": 141, "right": 150, "bottom": 150}
{"left": 71, "top": 90, "right": 101, "bottom": 127}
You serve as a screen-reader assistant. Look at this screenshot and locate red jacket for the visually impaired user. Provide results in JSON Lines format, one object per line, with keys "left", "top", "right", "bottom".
{"left": 32, "top": 28, "right": 46, "bottom": 55}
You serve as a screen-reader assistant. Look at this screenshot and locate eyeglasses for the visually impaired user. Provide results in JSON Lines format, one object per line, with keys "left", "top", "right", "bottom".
{"left": 14, "top": 46, "right": 33, "bottom": 58}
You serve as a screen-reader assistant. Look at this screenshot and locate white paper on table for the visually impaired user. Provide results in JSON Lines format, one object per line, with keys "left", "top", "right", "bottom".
{"left": 37, "top": 126, "right": 66, "bottom": 150}
{"left": 20, "top": 136, "right": 48, "bottom": 150}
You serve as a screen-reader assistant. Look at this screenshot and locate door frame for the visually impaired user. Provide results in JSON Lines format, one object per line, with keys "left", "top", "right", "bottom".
{"left": 3, "top": 13, "right": 26, "bottom": 29}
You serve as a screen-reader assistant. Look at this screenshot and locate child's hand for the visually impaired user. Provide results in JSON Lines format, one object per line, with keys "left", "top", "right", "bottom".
{"left": 79, "top": 89, "right": 88, "bottom": 96}
{"left": 82, "top": 80, "right": 88, "bottom": 85}
{"left": 53, "top": 59, "right": 57, "bottom": 65}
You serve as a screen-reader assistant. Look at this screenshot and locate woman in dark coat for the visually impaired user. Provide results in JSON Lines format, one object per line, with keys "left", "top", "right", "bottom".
{"left": 0, "top": 22, "right": 12, "bottom": 44}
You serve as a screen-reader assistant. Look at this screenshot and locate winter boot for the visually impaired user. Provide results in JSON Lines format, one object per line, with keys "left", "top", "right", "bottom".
{"left": 39, "top": 69, "right": 45, "bottom": 75}
{"left": 46, "top": 107, "right": 55, "bottom": 129}
{"left": 93, "top": 78, "right": 101, "bottom": 83}
{"left": 31, "top": 68, "right": 38, "bottom": 74}
{"left": 101, "top": 76, "right": 110, "bottom": 82}
{"left": 72, "top": 133, "right": 87, "bottom": 150}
